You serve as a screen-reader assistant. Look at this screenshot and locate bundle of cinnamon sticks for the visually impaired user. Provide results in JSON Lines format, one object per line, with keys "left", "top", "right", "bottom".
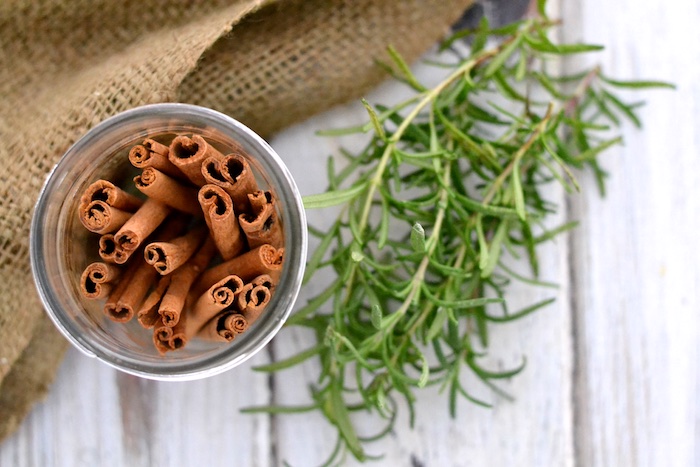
{"left": 78, "top": 134, "right": 284, "bottom": 353}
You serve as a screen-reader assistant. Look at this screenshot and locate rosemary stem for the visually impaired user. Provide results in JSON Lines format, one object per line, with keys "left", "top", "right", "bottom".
{"left": 342, "top": 53, "right": 499, "bottom": 307}
{"left": 370, "top": 162, "right": 453, "bottom": 356}
{"left": 482, "top": 104, "right": 553, "bottom": 205}
{"left": 565, "top": 65, "right": 601, "bottom": 116}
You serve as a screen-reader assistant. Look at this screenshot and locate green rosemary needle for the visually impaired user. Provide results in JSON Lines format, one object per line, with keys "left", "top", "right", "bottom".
{"left": 247, "top": 4, "right": 673, "bottom": 464}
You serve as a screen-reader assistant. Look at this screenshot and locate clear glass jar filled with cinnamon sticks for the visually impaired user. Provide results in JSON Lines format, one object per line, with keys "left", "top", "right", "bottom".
{"left": 30, "top": 104, "right": 306, "bottom": 380}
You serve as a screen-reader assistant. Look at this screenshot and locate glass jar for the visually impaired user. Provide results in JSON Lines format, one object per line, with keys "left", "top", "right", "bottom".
{"left": 30, "top": 103, "right": 307, "bottom": 380}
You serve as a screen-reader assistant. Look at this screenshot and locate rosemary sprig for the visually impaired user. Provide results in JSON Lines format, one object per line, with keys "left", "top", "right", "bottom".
{"left": 249, "top": 6, "right": 672, "bottom": 464}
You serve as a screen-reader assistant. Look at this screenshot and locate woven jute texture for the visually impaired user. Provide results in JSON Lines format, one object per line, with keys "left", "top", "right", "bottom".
{"left": 0, "top": 0, "right": 472, "bottom": 440}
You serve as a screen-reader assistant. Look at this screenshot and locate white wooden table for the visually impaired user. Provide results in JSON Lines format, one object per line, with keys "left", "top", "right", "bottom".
{"left": 2, "top": 0, "right": 698, "bottom": 465}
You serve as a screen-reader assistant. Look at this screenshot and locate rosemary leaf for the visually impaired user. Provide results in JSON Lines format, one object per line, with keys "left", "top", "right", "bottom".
{"left": 268, "top": 4, "right": 672, "bottom": 462}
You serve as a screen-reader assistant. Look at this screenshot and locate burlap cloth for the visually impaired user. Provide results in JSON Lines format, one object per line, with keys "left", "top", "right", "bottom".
{"left": 0, "top": 0, "right": 473, "bottom": 440}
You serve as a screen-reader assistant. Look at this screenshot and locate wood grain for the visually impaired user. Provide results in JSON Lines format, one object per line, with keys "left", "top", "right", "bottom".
{"left": 0, "top": 348, "right": 272, "bottom": 467}
{"left": 1, "top": 1, "right": 698, "bottom": 465}
{"left": 563, "top": 1, "right": 700, "bottom": 466}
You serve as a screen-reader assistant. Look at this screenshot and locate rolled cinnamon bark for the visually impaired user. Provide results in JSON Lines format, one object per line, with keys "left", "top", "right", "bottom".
{"left": 252, "top": 274, "right": 275, "bottom": 293}
{"left": 237, "top": 280, "right": 272, "bottom": 324}
{"left": 201, "top": 154, "right": 258, "bottom": 214}
{"left": 201, "top": 156, "right": 229, "bottom": 186}
{"left": 102, "top": 213, "right": 187, "bottom": 265}
{"left": 168, "top": 134, "right": 225, "bottom": 186}
{"left": 158, "top": 237, "right": 217, "bottom": 327}
{"left": 129, "top": 139, "right": 184, "bottom": 179}
{"left": 114, "top": 198, "right": 172, "bottom": 255}
{"left": 191, "top": 244, "right": 284, "bottom": 298}
{"left": 162, "top": 268, "right": 238, "bottom": 351}
{"left": 248, "top": 190, "right": 271, "bottom": 211}
{"left": 134, "top": 168, "right": 202, "bottom": 216}
{"left": 168, "top": 311, "right": 189, "bottom": 351}
{"left": 98, "top": 234, "right": 129, "bottom": 264}
{"left": 223, "top": 313, "right": 250, "bottom": 334}
{"left": 143, "top": 138, "right": 169, "bottom": 156}
{"left": 137, "top": 275, "right": 171, "bottom": 329}
{"left": 79, "top": 179, "right": 143, "bottom": 212}
{"left": 103, "top": 260, "right": 139, "bottom": 319}
{"left": 144, "top": 225, "right": 207, "bottom": 275}
{"left": 134, "top": 217, "right": 192, "bottom": 327}
{"left": 80, "top": 262, "right": 122, "bottom": 299}
{"left": 196, "top": 311, "right": 249, "bottom": 342}
{"left": 185, "top": 274, "right": 245, "bottom": 339}
{"left": 153, "top": 324, "right": 173, "bottom": 355}
{"left": 79, "top": 200, "right": 132, "bottom": 234}
{"left": 198, "top": 184, "right": 244, "bottom": 260}
{"left": 239, "top": 191, "right": 283, "bottom": 249}
{"left": 212, "top": 276, "right": 244, "bottom": 306}
{"left": 104, "top": 257, "right": 156, "bottom": 322}
{"left": 169, "top": 332, "right": 187, "bottom": 350}
{"left": 159, "top": 270, "right": 196, "bottom": 327}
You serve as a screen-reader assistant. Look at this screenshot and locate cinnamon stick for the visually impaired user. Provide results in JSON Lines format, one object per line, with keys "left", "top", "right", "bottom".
{"left": 185, "top": 274, "right": 245, "bottom": 339}
{"left": 223, "top": 313, "right": 250, "bottom": 334}
{"left": 168, "top": 134, "right": 225, "bottom": 186}
{"left": 98, "top": 234, "right": 129, "bottom": 264}
{"left": 251, "top": 273, "right": 275, "bottom": 287}
{"left": 114, "top": 198, "right": 172, "bottom": 255}
{"left": 103, "top": 259, "right": 139, "bottom": 318}
{"left": 80, "top": 262, "right": 122, "bottom": 299}
{"left": 208, "top": 275, "right": 245, "bottom": 308}
{"left": 128, "top": 139, "right": 183, "bottom": 179}
{"left": 237, "top": 280, "right": 272, "bottom": 324}
{"left": 239, "top": 191, "right": 283, "bottom": 249}
{"left": 252, "top": 274, "right": 276, "bottom": 293}
{"left": 158, "top": 237, "right": 217, "bottom": 327}
{"left": 104, "top": 257, "right": 156, "bottom": 322}
{"left": 153, "top": 324, "right": 173, "bottom": 355}
{"left": 137, "top": 275, "right": 171, "bottom": 328}
{"left": 79, "top": 179, "right": 143, "bottom": 212}
{"left": 191, "top": 244, "right": 284, "bottom": 298}
{"left": 168, "top": 309, "right": 190, "bottom": 351}
{"left": 100, "top": 215, "right": 185, "bottom": 321}
{"left": 198, "top": 184, "right": 244, "bottom": 260}
{"left": 134, "top": 168, "right": 202, "bottom": 216}
{"left": 196, "top": 311, "right": 249, "bottom": 342}
{"left": 143, "top": 138, "right": 169, "bottom": 156}
{"left": 169, "top": 326, "right": 188, "bottom": 350}
{"left": 165, "top": 271, "right": 241, "bottom": 351}
{"left": 201, "top": 154, "right": 258, "bottom": 214}
{"left": 80, "top": 200, "right": 132, "bottom": 234}
{"left": 144, "top": 225, "right": 207, "bottom": 275}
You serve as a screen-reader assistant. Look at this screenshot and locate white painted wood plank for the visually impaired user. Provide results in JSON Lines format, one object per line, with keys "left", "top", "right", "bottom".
{"left": 0, "top": 347, "right": 272, "bottom": 467}
{"left": 149, "top": 351, "right": 272, "bottom": 467}
{"left": 562, "top": 1, "right": 700, "bottom": 466}
{"left": 270, "top": 50, "right": 575, "bottom": 466}
{"left": 0, "top": 350, "right": 126, "bottom": 467}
